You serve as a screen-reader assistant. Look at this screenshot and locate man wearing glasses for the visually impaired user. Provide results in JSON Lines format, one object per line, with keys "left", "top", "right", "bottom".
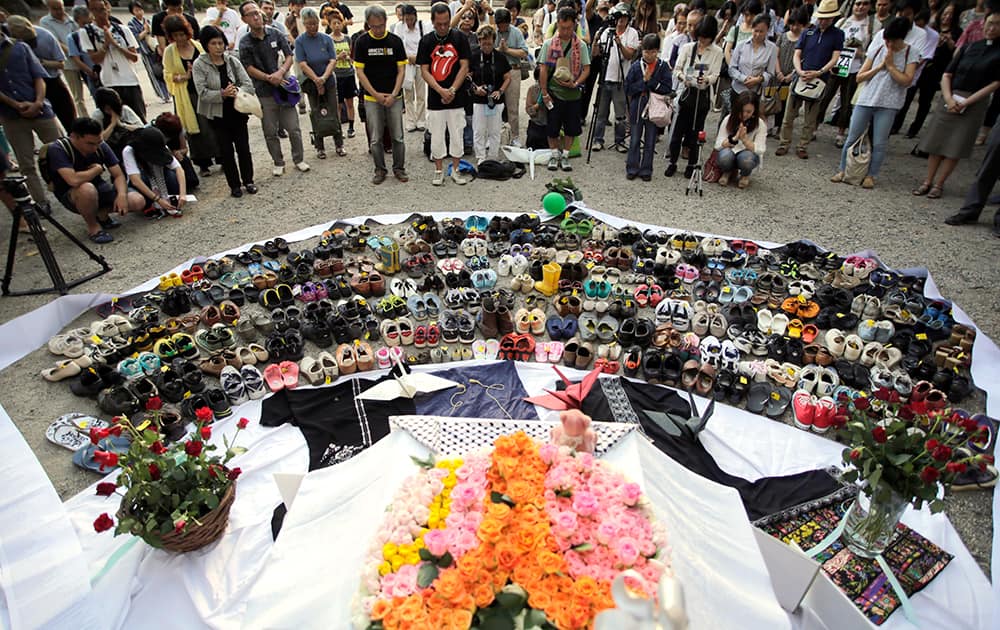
{"left": 239, "top": 0, "right": 311, "bottom": 177}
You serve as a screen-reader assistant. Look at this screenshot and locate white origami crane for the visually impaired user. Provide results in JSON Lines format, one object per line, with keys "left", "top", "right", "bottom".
{"left": 594, "top": 570, "right": 689, "bottom": 630}
{"left": 356, "top": 351, "right": 459, "bottom": 401}
{"left": 501, "top": 145, "right": 555, "bottom": 180}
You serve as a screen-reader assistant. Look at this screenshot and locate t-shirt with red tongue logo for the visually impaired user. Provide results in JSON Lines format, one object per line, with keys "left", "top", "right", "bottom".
{"left": 416, "top": 27, "right": 472, "bottom": 110}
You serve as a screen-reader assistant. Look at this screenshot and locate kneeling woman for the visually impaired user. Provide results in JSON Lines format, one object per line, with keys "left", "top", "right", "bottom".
{"left": 714, "top": 90, "right": 766, "bottom": 188}
{"left": 122, "top": 127, "right": 188, "bottom": 217}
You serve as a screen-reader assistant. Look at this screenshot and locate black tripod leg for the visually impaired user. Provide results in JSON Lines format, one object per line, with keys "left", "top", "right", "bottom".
{"left": 39, "top": 211, "right": 111, "bottom": 271}
{"left": 26, "top": 208, "right": 70, "bottom": 293}
{"left": 1, "top": 206, "right": 22, "bottom": 296}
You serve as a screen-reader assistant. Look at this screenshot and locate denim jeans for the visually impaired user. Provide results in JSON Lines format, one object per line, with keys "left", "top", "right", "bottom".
{"left": 626, "top": 118, "right": 659, "bottom": 178}
{"left": 364, "top": 99, "right": 405, "bottom": 173}
{"left": 716, "top": 148, "right": 759, "bottom": 176}
{"left": 839, "top": 105, "right": 896, "bottom": 177}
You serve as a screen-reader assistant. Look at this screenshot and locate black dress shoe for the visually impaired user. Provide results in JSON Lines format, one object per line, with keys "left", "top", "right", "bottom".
{"left": 231, "top": 188, "right": 243, "bottom": 198}
{"left": 944, "top": 209, "right": 980, "bottom": 225}
{"left": 664, "top": 163, "right": 677, "bottom": 177}
{"left": 684, "top": 164, "right": 695, "bottom": 178}
{"left": 245, "top": 183, "right": 258, "bottom": 194}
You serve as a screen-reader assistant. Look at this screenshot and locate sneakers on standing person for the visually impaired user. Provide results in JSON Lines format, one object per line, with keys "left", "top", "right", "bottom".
{"left": 451, "top": 169, "right": 468, "bottom": 185}
{"left": 432, "top": 170, "right": 445, "bottom": 186}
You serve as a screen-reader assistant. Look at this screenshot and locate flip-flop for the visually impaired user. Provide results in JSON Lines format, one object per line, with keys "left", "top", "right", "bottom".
{"left": 45, "top": 413, "right": 109, "bottom": 451}
{"left": 951, "top": 465, "right": 998, "bottom": 492}
{"left": 72, "top": 435, "right": 131, "bottom": 473}
{"left": 746, "top": 382, "right": 773, "bottom": 415}
{"left": 765, "top": 385, "right": 793, "bottom": 417}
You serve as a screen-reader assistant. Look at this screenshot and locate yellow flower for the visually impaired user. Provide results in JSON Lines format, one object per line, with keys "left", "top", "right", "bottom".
{"left": 382, "top": 543, "right": 398, "bottom": 560}
{"left": 378, "top": 561, "right": 392, "bottom": 576}
{"left": 390, "top": 556, "right": 405, "bottom": 571}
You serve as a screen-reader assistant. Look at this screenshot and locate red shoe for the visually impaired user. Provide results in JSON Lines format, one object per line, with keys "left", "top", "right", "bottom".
{"left": 414, "top": 325, "right": 427, "bottom": 348}
{"left": 427, "top": 324, "right": 440, "bottom": 346}
{"left": 812, "top": 396, "right": 836, "bottom": 433}
{"left": 279, "top": 360, "right": 299, "bottom": 389}
{"left": 792, "top": 390, "right": 816, "bottom": 430}
{"left": 264, "top": 363, "right": 285, "bottom": 392}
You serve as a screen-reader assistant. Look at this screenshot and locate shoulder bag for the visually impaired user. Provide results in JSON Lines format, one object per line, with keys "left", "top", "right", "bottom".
{"left": 702, "top": 149, "right": 722, "bottom": 183}
{"left": 843, "top": 129, "right": 871, "bottom": 185}
{"left": 234, "top": 88, "right": 263, "bottom": 118}
{"left": 792, "top": 75, "right": 826, "bottom": 101}
{"left": 761, "top": 77, "right": 784, "bottom": 116}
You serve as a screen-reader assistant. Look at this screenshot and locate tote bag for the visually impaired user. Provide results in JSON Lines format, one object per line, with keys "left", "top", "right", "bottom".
{"left": 643, "top": 92, "right": 674, "bottom": 128}
{"left": 234, "top": 88, "right": 263, "bottom": 118}
{"left": 792, "top": 76, "right": 826, "bottom": 101}
{"left": 843, "top": 129, "right": 871, "bottom": 185}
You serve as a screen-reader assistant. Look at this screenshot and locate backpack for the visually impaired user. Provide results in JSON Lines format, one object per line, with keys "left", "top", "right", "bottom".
{"left": 476, "top": 159, "right": 526, "bottom": 180}
{"left": 38, "top": 138, "right": 74, "bottom": 190}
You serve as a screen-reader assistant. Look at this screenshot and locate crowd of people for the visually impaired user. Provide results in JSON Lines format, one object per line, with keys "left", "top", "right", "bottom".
{"left": 0, "top": 0, "right": 998, "bottom": 244}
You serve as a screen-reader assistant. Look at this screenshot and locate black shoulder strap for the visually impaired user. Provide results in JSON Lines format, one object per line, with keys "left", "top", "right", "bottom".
{"left": 419, "top": 20, "right": 423, "bottom": 37}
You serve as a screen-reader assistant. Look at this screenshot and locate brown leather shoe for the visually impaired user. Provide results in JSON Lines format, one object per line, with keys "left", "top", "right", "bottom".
{"left": 574, "top": 342, "right": 593, "bottom": 369}
{"left": 336, "top": 343, "right": 357, "bottom": 374}
{"left": 356, "top": 342, "right": 375, "bottom": 371}
{"left": 368, "top": 272, "right": 386, "bottom": 296}
{"left": 350, "top": 272, "right": 371, "bottom": 296}
{"left": 199, "top": 354, "right": 227, "bottom": 376}
{"left": 329, "top": 258, "right": 345, "bottom": 275}
{"left": 680, "top": 359, "right": 701, "bottom": 389}
{"left": 696, "top": 363, "right": 716, "bottom": 396}
{"left": 219, "top": 300, "right": 240, "bottom": 325}
{"left": 201, "top": 305, "right": 221, "bottom": 326}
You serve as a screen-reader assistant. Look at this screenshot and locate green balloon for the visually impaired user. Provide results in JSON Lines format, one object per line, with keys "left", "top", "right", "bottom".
{"left": 542, "top": 191, "right": 567, "bottom": 215}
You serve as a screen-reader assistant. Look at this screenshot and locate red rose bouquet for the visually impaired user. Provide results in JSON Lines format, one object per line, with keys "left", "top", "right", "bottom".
{"left": 92, "top": 396, "right": 249, "bottom": 550}
{"left": 836, "top": 387, "right": 992, "bottom": 556}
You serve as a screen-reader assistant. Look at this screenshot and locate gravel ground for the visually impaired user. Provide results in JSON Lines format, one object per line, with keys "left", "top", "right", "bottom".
{"left": 0, "top": 32, "right": 994, "bottom": 579}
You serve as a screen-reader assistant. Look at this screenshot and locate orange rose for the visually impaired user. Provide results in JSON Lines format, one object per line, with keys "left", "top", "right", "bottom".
{"left": 514, "top": 528, "right": 539, "bottom": 554}
{"left": 573, "top": 575, "right": 601, "bottom": 600}
{"left": 536, "top": 549, "right": 563, "bottom": 574}
{"left": 435, "top": 570, "right": 465, "bottom": 603}
{"left": 446, "top": 608, "right": 474, "bottom": 630}
{"left": 382, "top": 609, "right": 401, "bottom": 630}
{"left": 478, "top": 518, "right": 505, "bottom": 544}
{"left": 528, "top": 589, "right": 552, "bottom": 610}
{"left": 506, "top": 480, "right": 536, "bottom": 504}
{"left": 473, "top": 583, "right": 495, "bottom": 608}
{"left": 486, "top": 503, "right": 512, "bottom": 520}
{"left": 491, "top": 569, "right": 510, "bottom": 592}
{"left": 370, "top": 599, "right": 393, "bottom": 621}
{"left": 495, "top": 542, "right": 519, "bottom": 571}
{"left": 398, "top": 594, "right": 424, "bottom": 625}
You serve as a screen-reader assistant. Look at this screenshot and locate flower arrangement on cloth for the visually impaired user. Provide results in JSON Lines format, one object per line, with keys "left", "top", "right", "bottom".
{"left": 836, "top": 387, "right": 993, "bottom": 556}
{"left": 354, "top": 430, "right": 671, "bottom": 630}
{"left": 91, "top": 396, "right": 248, "bottom": 550}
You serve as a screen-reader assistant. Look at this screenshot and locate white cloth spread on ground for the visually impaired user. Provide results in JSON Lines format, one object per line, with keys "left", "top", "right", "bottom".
{"left": 0, "top": 212, "right": 996, "bottom": 629}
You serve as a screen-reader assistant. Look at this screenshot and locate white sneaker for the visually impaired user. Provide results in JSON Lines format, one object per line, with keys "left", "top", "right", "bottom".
{"left": 272, "top": 165, "right": 284, "bottom": 177}
{"left": 510, "top": 139, "right": 522, "bottom": 147}
{"left": 451, "top": 170, "right": 468, "bottom": 185}
{"left": 432, "top": 170, "right": 444, "bottom": 186}
{"left": 295, "top": 162, "right": 311, "bottom": 172}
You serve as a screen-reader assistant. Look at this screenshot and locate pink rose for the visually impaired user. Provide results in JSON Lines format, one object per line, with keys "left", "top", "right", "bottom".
{"left": 554, "top": 510, "right": 579, "bottom": 535}
{"left": 616, "top": 537, "right": 641, "bottom": 565}
{"left": 576, "top": 452, "right": 595, "bottom": 470}
{"left": 423, "top": 529, "right": 450, "bottom": 557}
{"left": 452, "top": 484, "right": 479, "bottom": 505}
{"left": 622, "top": 482, "right": 642, "bottom": 506}
{"left": 456, "top": 530, "right": 479, "bottom": 553}
{"left": 463, "top": 512, "right": 483, "bottom": 531}
{"left": 596, "top": 521, "right": 619, "bottom": 545}
{"left": 572, "top": 491, "right": 599, "bottom": 517}
{"left": 539, "top": 442, "right": 559, "bottom": 465}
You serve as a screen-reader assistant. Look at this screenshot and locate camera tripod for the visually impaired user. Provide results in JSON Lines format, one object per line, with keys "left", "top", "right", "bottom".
{"left": 683, "top": 75, "right": 706, "bottom": 197}
{"left": 2, "top": 177, "right": 111, "bottom": 296}
{"left": 585, "top": 24, "right": 631, "bottom": 163}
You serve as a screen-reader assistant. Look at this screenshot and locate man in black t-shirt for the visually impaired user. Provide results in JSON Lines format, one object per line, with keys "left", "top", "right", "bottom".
{"left": 151, "top": 0, "right": 200, "bottom": 56}
{"left": 417, "top": 2, "right": 471, "bottom": 186}
{"left": 354, "top": 4, "right": 408, "bottom": 184}
{"left": 47, "top": 116, "right": 143, "bottom": 244}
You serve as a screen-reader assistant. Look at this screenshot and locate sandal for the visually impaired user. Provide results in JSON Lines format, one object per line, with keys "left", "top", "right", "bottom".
{"left": 912, "top": 181, "right": 931, "bottom": 196}
{"left": 927, "top": 185, "right": 943, "bottom": 199}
